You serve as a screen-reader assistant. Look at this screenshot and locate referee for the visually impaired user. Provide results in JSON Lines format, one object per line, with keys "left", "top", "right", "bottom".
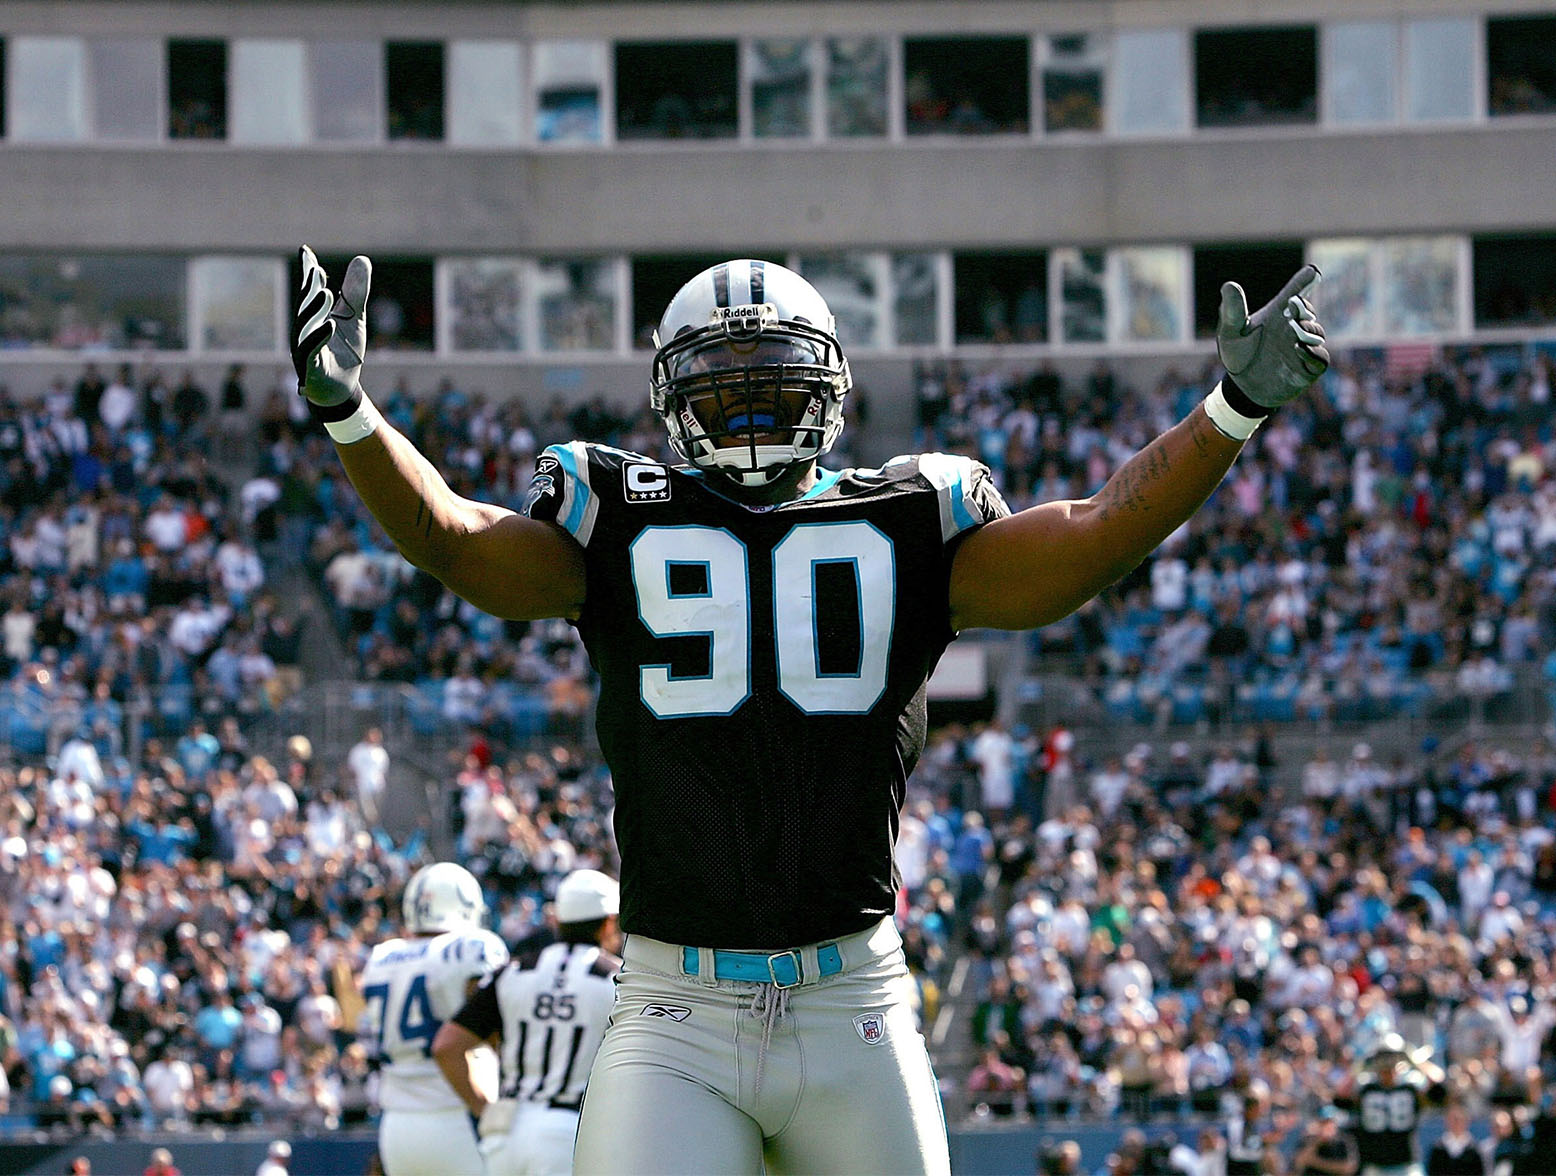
{"left": 433, "top": 870, "right": 622, "bottom": 1176}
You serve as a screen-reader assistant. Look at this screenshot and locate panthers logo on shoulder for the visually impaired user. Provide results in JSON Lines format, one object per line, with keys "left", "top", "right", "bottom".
{"left": 522, "top": 455, "right": 562, "bottom": 516}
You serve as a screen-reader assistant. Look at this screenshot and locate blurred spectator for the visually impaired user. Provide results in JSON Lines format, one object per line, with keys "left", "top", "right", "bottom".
{"left": 1426, "top": 1101, "right": 1484, "bottom": 1176}
{"left": 256, "top": 1140, "right": 292, "bottom": 1176}
{"left": 346, "top": 726, "right": 390, "bottom": 827}
{"left": 967, "top": 1045, "right": 1025, "bottom": 1117}
{"left": 1291, "top": 1108, "right": 1357, "bottom": 1176}
{"left": 142, "top": 1147, "right": 180, "bottom": 1176}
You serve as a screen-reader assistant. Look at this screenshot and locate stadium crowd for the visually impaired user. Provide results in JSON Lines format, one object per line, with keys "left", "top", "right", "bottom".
{"left": 0, "top": 342, "right": 1552, "bottom": 1169}
{"left": 941, "top": 713, "right": 1556, "bottom": 1172}
{"left": 0, "top": 362, "right": 309, "bottom": 759}
{"left": 909, "top": 347, "right": 1556, "bottom": 730}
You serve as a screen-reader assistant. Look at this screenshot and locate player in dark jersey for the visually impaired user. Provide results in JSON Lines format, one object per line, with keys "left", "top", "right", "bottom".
{"left": 293, "top": 247, "right": 1328, "bottom": 1175}
{"left": 1348, "top": 1035, "right": 1443, "bottom": 1176}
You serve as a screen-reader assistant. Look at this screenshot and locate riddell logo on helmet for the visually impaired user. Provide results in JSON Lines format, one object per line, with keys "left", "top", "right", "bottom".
{"left": 710, "top": 304, "right": 777, "bottom": 334}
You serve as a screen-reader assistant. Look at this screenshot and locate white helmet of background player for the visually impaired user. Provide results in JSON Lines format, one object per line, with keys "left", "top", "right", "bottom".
{"left": 1366, "top": 1033, "right": 1411, "bottom": 1082}
{"left": 650, "top": 259, "right": 851, "bottom": 488}
{"left": 402, "top": 861, "right": 485, "bottom": 934}
{"left": 554, "top": 868, "right": 621, "bottom": 925}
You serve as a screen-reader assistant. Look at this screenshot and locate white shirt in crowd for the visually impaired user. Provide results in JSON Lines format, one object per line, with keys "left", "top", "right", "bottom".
{"left": 145, "top": 504, "right": 189, "bottom": 552}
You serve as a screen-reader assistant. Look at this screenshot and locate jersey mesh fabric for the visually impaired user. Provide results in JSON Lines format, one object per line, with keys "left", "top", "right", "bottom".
{"left": 527, "top": 447, "right": 1008, "bottom": 949}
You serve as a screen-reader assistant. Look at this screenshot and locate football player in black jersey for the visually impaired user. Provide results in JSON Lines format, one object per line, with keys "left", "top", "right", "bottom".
{"left": 293, "top": 247, "right": 1327, "bottom": 1175}
{"left": 1346, "top": 1034, "right": 1445, "bottom": 1176}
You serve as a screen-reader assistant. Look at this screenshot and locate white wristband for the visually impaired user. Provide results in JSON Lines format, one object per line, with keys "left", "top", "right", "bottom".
{"left": 324, "top": 395, "right": 382, "bottom": 445}
{"left": 1203, "top": 382, "right": 1265, "bottom": 442}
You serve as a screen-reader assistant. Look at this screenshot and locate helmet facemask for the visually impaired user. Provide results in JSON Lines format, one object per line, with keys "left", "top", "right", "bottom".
{"left": 652, "top": 297, "right": 850, "bottom": 489}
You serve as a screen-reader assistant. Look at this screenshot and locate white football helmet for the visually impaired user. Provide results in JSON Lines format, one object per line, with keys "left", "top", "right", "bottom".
{"left": 402, "top": 861, "right": 485, "bottom": 934}
{"left": 651, "top": 259, "right": 851, "bottom": 488}
{"left": 554, "top": 869, "right": 621, "bottom": 924}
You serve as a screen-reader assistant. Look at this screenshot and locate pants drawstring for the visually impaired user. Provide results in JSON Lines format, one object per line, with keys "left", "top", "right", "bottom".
{"left": 747, "top": 984, "right": 790, "bottom": 1099}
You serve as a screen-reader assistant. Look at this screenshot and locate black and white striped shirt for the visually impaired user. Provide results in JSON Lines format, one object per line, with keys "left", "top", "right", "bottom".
{"left": 451, "top": 941, "right": 619, "bottom": 1111}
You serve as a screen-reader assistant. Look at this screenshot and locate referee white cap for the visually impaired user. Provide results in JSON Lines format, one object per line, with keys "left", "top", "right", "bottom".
{"left": 555, "top": 869, "right": 621, "bottom": 924}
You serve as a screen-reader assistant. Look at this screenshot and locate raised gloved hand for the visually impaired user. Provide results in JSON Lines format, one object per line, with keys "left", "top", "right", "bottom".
{"left": 477, "top": 1096, "right": 518, "bottom": 1142}
{"left": 1216, "top": 265, "right": 1329, "bottom": 411}
{"left": 292, "top": 245, "right": 372, "bottom": 413}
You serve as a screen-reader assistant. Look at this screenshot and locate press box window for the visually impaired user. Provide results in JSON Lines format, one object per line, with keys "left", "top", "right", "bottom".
{"left": 954, "top": 252, "right": 1048, "bottom": 344}
{"left": 191, "top": 257, "right": 281, "bottom": 351}
{"left": 313, "top": 41, "right": 381, "bottom": 141}
{"left": 535, "top": 259, "right": 615, "bottom": 352}
{"left": 446, "top": 258, "right": 525, "bottom": 352}
{"left": 616, "top": 41, "right": 737, "bottom": 140}
{"left": 0, "top": 254, "right": 186, "bottom": 349}
{"left": 1112, "top": 29, "right": 1189, "bottom": 135}
{"left": 387, "top": 42, "right": 444, "bottom": 140}
{"left": 533, "top": 40, "right": 605, "bottom": 143}
{"left": 92, "top": 39, "right": 161, "bottom": 141}
{"left": 1488, "top": 17, "right": 1556, "bottom": 116}
{"left": 8, "top": 37, "right": 87, "bottom": 142}
{"left": 905, "top": 37, "right": 1030, "bottom": 135}
{"left": 749, "top": 39, "right": 812, "bottom": 138}
{"left": 1192, "top": 243, "right": 1306, "bottom": 338}
{"left": 632, "top": 254, "right": 727, "bottom": 349}
{"left": 1474, "top": 235, "right": 1556, "bottom": 328}
{"left": 1324, "top": 22, "right": 1397, "bottom": 125}
{"left": 168, "top": 40, "right": 227, "bottom": 139}
{"left": 1195, "top": 26, "right": 1317, "bottom": 128}
{"left": 1042, "top": 33, "right": 1103, "bottom": 133}
{"left": 795, "top": 253, "right": 888, "bottom": 349}
{"left": 826, "top": 37, "right": 887, "bottom": 137}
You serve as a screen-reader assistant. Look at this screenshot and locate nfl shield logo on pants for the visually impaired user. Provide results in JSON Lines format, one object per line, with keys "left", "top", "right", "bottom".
{"left": 853, "top": 1013, "right": 885, "bottom": 1044}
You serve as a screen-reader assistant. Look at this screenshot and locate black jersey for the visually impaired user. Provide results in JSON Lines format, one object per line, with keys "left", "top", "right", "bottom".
{"left": 1354, "top": 1080, "right": 1423, "bottom": 1166}
{"left": 525, "top": 443, "right": 1009, "bottom": 948}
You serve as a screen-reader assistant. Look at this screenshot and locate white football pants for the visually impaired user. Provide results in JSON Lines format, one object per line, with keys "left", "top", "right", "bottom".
{"left": 572, "top": 917, "right": 949, "bottom": 1176}
{"left": 378, "top": 1107, "right": 484, "bottom": 1176}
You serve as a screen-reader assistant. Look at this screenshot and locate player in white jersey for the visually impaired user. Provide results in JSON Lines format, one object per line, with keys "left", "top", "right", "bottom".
{"left": 433, "top": 869, "right": 622, "bottom": 1176}
{"left": 359, "top": 861, "right": 509, "bottom": 1176}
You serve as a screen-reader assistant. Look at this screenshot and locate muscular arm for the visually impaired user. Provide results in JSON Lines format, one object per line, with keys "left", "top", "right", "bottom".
{"left": 949, "top": 403, "right": 1242, "bottom": 631}
{"left": 332, "top": 418, "right": 585, "bottom": 621}
{"left": 431, "top": 1021, "right": 493, "bottom": 1116}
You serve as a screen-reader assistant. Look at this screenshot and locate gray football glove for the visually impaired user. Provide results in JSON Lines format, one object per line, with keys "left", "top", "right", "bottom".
{"left": 1216, "top": 265, "right": 1329, "bottom": 411}
{"left": 292, "top": 245, "right": 372, "bottom": 411}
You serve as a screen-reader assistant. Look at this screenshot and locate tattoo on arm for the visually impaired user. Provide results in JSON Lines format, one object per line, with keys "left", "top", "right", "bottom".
{"left": 1096, "top": 444, "right": 1170, "bottom": 522}
{"left": 1187, "top": 408, "right": 1217, "bottom": 457}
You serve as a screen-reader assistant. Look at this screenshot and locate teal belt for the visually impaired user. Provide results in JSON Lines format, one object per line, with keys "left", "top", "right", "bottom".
{"left": 681, "top": 943, "right": 844, "bottom": 988}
